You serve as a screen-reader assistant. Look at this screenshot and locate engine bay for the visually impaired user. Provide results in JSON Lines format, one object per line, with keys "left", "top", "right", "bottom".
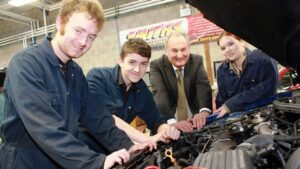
{"left": 113, "top": 89, "right": 300, "bottom": 169}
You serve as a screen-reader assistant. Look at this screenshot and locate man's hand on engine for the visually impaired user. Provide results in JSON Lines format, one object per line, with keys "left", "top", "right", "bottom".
{"left": 192, "top": 111, "right": 209, "bottom": 129}
{"left": 172, "top": 120, "right": 194, "bottom": 132}
{"left": 154, "top": 124, "right": 181, "bottom": 143}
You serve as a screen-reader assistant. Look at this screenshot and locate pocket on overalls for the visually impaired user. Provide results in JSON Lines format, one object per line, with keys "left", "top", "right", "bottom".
{"left": 1, "top": 144, "right": 16, "bottom": 169}
{"left": 49, "top": 91, "right": 62, "bottom": 113}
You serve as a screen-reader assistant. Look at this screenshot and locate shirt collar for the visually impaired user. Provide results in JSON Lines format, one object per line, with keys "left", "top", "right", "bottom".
{"left": 172, "top": 65, "right": 185, "bottom": 71}
{"left": 118, "top": 67, "right": 139, "bottom": 91}
{"left": 118, "top": 67, "right": 126, "bottom": 86}
{"left": 172, "top": 65, "right": 185, "bottom": 76}
{"left": 42, "top": 36, "right": 59, "bottom": 67}
{"left": 227, "top": 49, "right": 248, "bottom": 76}
{"left": 43, "top": 36, "right": 74, "bottom": 69}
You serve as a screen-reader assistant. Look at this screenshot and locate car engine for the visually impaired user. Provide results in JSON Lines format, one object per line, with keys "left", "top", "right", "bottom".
{"left": 113, "top": 89, "right": 300, "bottom": 169}
{"left": 111, "top": 0, "right": 300, "bottom": 168}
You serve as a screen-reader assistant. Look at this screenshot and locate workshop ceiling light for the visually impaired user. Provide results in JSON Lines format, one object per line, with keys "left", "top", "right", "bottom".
{"left": 8, "top": 0, "right": 37, "bottom": 7}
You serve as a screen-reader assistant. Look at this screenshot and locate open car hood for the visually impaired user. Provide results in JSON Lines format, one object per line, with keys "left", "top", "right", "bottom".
{"left": 186, "top": 0, "right": 300, "bottom": 73}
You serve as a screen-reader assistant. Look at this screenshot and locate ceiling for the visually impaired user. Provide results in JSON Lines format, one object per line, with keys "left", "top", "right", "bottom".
{"left": 0, "top": 0, "right": 138, "bottom": 11}
{"left": 0, "top": 0, "right": 139, "bottom": 23}
{"left": 0, "top": 0, "right": 180, "bottom": 46}
{"left": 0, "top": 0, "right": 179, "bottom": 25}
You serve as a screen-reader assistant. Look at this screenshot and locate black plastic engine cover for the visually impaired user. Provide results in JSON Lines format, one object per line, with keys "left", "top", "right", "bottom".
{"left": 192, "top": 149, "right": 254, "bottom": 169}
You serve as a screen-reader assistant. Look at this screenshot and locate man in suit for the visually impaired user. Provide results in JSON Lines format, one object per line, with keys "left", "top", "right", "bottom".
{"left": 150, "top": 32, "right": 212, "bottom": 132}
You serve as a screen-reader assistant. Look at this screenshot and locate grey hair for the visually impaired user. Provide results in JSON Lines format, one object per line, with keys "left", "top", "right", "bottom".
{"left": 164, "top": 31, "right": 191, "bottom": 48}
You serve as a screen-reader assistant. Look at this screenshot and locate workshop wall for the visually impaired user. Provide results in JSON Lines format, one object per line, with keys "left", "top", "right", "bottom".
{"left": 0, "top": 0, "right": 226, "bottom": 83}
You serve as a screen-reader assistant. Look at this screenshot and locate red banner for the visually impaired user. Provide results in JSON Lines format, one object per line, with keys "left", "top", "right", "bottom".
{"left": 119, "top": 14, "right": 223, "bottom": 49}
{"left": 188, "top": 14, "right": 223, "bottom": 43}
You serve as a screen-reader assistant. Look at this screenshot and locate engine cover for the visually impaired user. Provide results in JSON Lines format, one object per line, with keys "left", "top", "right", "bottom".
{"left": 192, "top": 149, "right": 254, "bottom": 169}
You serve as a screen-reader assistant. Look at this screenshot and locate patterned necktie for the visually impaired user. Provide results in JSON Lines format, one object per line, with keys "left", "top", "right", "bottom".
{"left": 176, "top": 69, "right": 188, "bottom": 121}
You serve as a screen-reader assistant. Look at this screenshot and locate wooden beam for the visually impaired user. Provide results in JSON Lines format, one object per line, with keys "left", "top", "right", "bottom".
{"left": 203, "top": 43, "right": 213, "bottom": 84}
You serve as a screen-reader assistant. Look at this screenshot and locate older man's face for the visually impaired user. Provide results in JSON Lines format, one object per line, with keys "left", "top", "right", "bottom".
{"left": 166, "top": 35, "right": 190, "bottom": 68}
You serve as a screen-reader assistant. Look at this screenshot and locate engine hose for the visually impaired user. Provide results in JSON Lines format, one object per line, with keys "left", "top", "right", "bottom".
{"left": 173, "top": 146, "right": 192, "bottom": 157}
{"left": 274, "top": 135, "right": 300, "bottom": 142}
{"left": 272, "top": 115, "right": 294, "bottom": 126}
{"left": 198, "top": 135, "right": 212, "bottom": 154}
{"left": 273, "top": 100, "right": 300, "bottom": 114}
{"left": 177, "top": 158, "right": 189, "bottom": 167}
{"left": 295, "top": 119, "right": 300, "bottom": 136}
{"left": 197, "top": 136, "right": 203, "bottom": 152}
{"left": 156, "top": 150, "right": 163, "bottom": 169}
{"left": 276, "top": 149, "right": 286, "bottom": 167}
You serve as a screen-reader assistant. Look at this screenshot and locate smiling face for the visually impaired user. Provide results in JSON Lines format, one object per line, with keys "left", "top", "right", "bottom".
{"left": 53, "top": 12, "right": 99, "bottom": 62}
{"left": 165, "top": 34, "right": 190, "bottom": 68}
{"left": 218, "top": 34, "right": 245, "bottom": 62}
{"left": 119, "top": 53, "right": 149, "bottom": 86}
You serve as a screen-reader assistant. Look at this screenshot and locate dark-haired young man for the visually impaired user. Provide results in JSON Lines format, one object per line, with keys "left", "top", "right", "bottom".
{"left": 81, "top": 38, "right": 180, "bottom": 152}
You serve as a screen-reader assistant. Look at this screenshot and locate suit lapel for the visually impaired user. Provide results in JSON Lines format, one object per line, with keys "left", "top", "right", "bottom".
{"left": 163, "top": 55, "right": 178, "bottom": 98}
{"left": 184, "top": 57, "right": 192, "bottom": 100}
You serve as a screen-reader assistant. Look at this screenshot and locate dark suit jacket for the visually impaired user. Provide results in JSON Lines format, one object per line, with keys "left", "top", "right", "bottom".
{"left": 150, "top": 54, "right": 212, "bottom": 119}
